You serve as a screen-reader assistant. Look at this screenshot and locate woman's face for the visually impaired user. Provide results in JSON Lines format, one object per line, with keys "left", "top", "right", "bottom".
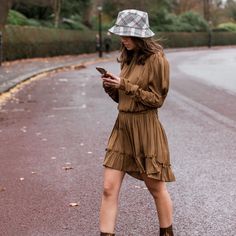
{"left": 120, "top": 36, "right": 136, "bottom": 50}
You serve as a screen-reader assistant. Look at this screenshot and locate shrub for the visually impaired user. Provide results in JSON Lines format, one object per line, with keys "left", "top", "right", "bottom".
{"left": 150, "top": 10, "right": 209, "bottom": 32}
{"left": 7, "top": 9, "right": 43, "bottom": 27}
{"left": 61, "top": 15, "right": 88, "bottom": 30}
{"left": 7, "top": 10, "right": 29, "bottom": 26}
{"left": 216, "top": 22, "right": 236, "bottom": 32}
{"left": 178, "top": 11, "right": 209, "bottom": 32}
{"left": 2, "top": 26, "right": 236, "bottom": 61}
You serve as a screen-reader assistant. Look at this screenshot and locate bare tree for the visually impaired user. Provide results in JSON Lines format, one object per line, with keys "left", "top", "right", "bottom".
{"left": 203, "top": 0, "right": 211, "bottom": 21}
{"left": 172, "top": 0, "right": 203, "bottom": 14}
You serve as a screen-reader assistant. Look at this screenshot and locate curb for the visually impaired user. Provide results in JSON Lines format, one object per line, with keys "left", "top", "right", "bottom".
{"left": 0, "top": 55, "right": 114, "bottom": 95}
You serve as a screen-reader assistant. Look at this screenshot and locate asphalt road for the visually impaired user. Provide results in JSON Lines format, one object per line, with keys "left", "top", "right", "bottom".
{"left": 0, "top": 48, "right": 235, "bottom": 236}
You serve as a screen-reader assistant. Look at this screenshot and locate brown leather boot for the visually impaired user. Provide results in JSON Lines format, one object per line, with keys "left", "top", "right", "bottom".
{"left": 100, "top": 232, "right": 115, "bottom": 236}
{"left": 160, "top": 225, "right": 174, "bottom": 236}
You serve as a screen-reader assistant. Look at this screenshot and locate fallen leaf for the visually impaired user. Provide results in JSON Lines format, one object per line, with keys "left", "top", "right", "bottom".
{"left": 69, "top": 202, "right": 79, "bottom": 207}
{"left": 0, "top": 187, "right": 6, "bottom": 192}
{"left": 62, "top": 166, "right": 73, "bottom": 170}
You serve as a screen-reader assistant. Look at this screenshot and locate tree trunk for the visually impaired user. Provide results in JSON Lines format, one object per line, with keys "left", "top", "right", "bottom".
{"left": 0, "top": 0, "right": 12, "bottom": 31}
{"left": 54, "top": 0, "right": 61, "bottom": 28}
{"left": 203, "top": 0, "right": 211, "bottom": 21}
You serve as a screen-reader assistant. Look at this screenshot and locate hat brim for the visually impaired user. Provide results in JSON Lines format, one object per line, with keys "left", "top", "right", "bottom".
{"left": 108, "top": 25, "right": 155, "bottom": 38}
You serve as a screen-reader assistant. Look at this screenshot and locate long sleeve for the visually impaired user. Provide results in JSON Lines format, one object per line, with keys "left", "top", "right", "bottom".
{"left": 103, "top": 83, "right": 119, "bottom": 103}
{"left": 119, "top": 53, "right": 169, "bottom": 108}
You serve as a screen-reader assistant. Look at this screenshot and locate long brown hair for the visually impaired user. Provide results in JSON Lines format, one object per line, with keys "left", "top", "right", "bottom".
{"left": 118, "top": 37, "right": 163, "bottom": 67}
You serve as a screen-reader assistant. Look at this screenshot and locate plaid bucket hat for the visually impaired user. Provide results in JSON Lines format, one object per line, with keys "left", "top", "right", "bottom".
{"left": 108, "top": 9, "right": 155, "bottom": 38}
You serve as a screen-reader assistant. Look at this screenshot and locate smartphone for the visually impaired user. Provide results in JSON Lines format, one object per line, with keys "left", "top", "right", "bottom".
{"left": 96, "top": 67, "right": 107, "bottom": 75}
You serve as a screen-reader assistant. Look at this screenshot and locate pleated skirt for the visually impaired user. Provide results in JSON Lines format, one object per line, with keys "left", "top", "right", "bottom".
{"left": 103, "top": 109, "right": 176, "bottom": 182}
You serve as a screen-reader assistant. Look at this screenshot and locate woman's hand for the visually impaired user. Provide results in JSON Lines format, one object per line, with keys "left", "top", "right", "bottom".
{"left": 102, "top": 72, "right": 121, "bottom": 89}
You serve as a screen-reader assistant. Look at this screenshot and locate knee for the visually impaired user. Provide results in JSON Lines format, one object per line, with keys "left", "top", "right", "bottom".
{"left": 102, "top": 182, "right": 118, "bottom": 199}
{"left": 149, "top": 186, "right": 168, "bottom": 200}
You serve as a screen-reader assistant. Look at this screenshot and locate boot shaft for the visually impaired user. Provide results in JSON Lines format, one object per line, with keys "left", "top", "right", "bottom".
{"left": 100, "top": 232, "right": 115, "bottom": 236}
{"left": 160, "top": 225, "right": 174, "bottom": 236}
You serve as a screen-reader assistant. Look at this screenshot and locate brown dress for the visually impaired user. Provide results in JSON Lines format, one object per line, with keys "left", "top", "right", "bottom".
{"left": 103, "top": 52, "right": 175, "bottom": 182}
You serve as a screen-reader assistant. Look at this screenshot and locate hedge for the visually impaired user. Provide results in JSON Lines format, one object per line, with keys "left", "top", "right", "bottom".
{"left": 1, "top": 25, "right": 236, "bottom": 61}
{"left": 2, "top": 25, "right": 99, "bottom": 60}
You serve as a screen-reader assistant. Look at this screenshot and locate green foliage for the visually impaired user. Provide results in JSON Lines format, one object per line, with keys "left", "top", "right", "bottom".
{"left": 102, "top": 0, "right": 119, "bottom": 18}
{"left": 150, "top": 9, "right": 175, "bottom": 26}
{"left": 7, "top": 9, "right": 28, "bottom": 25}
{"left": 25, "top": 18, "right": 42, "bottom": 27}
{"left": 216, "top": 22, "right": 236, "bottom": 31}
{"left": 3, "top": 25, "right": 121, "bottom": 61}
{"left": 225, "top": 0, "right": 236, "bottom": 21}
{"left": 60, "top": 15, "right": 88, "bottom": 30}
{"left": 178, "top": 11, "right": 209, "bottom": 32}
{"left": 3, "top": 25, "right": 236, "bottom": 61}
{"left": 90, "top": 15, "right": 115, "bottom": 31}
{"left": 7, "top": 9, "right": 55, "bottom": 28}
{"left": 7, "top": 9, "right": 88, "bottom": 31}
{"left": 61, "top": 0, "right": 91, "bottom": 18}
{"left": 7, "top": 9, "right": 43, "bottom": 27}
{"left": 9, "top": 0, "right": 92, "bottom": 30}
{"left": 11, "top": 3, "right": 53, "bottom": 20}
{"left": 151, "top": 10, "right": 209, "bottom": 32}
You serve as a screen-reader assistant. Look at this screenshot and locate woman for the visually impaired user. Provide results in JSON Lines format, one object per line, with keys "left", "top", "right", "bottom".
{"left": 99, "top": 9, "right": 175, "bottom": 236}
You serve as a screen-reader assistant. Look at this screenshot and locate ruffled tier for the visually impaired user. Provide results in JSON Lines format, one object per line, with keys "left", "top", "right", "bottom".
{"left": 104, "top": 149, "right": 175, "bottom": 182}
{"left": 103, "top": 110, "right": 175, "bottom": 182}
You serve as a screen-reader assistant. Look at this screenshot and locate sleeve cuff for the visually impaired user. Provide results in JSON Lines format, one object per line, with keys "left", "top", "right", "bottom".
{"left": 119, "top": 77, "right": 139, "bottom": 95}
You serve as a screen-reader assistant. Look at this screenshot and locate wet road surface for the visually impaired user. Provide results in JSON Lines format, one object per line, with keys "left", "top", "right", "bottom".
{"left": 0, "top": 48, "right": 235, "bottom": 236}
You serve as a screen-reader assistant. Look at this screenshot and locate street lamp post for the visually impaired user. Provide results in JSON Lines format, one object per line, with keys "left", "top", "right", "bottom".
{"left": 208, "top": 20, "right": 212, "bottom": 48}
{"left": 97, "top": 6, "right": 103, "bottom": 58}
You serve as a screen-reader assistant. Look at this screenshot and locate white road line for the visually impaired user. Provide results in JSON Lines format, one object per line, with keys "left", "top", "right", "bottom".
{"left": 52, "top": 106, "right": 78, "bottom": 111}
{"left": 52, "top": 105, "right": 87, "bottom": 111}
{"left": 171, "top": 89, "right": 236, "bottom": 130}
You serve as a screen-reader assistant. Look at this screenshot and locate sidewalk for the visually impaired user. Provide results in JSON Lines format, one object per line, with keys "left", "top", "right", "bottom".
{"left": 0, "top": 52, "right": 115, "bottom": 94}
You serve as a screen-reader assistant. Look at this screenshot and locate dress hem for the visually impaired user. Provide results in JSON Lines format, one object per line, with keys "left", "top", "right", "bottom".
{"left": 103, "top": 149, "right": 176, "bottom": 182}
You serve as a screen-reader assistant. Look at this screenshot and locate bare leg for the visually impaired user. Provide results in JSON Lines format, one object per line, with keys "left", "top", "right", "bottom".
{"left": 99, "top": 168, "right": 125, "bottom": 233}
{"left": 142, "top": 174, "right": 173, "bottom": 228}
